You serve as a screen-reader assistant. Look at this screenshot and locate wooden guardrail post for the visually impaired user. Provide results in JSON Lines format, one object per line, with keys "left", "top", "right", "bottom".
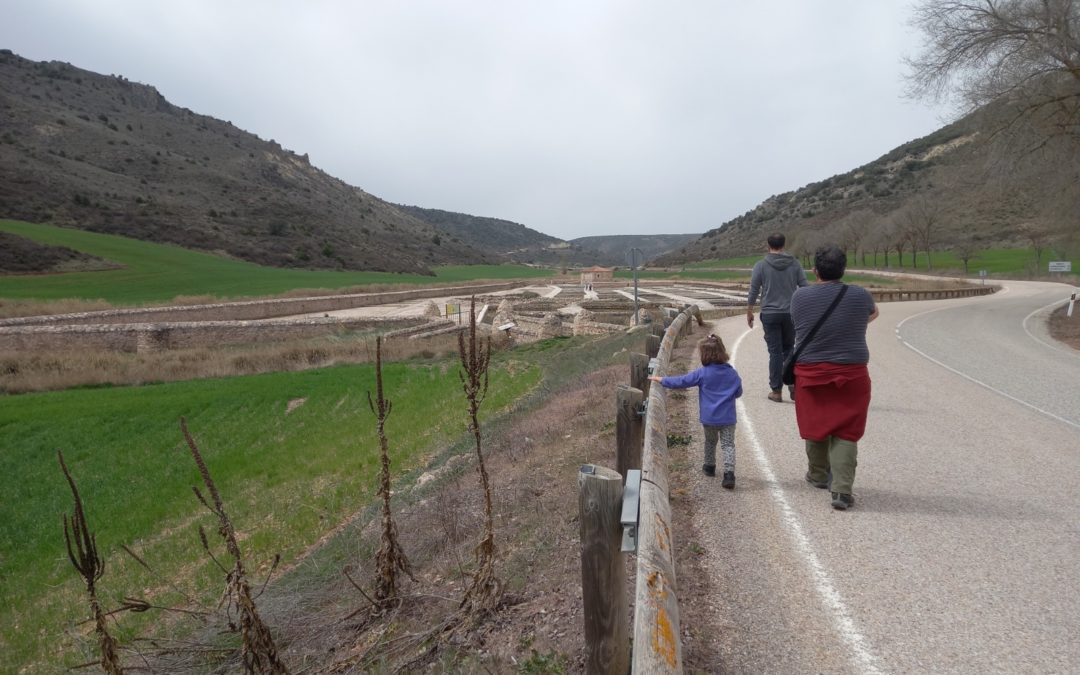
{"left": 629, "top": 352, "right": 650, "bottom": 393}
{"left": 645, "top": 334, "right": 661, "bottom": 359}
{"left": 578, "top": 464, "right": 630, "bottom": 675}
{"left": 616, "top": 385, "right": 645, "bottom": 481}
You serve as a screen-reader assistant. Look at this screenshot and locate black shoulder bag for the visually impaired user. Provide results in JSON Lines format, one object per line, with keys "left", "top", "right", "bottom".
{"left": 781, "top": 284, "right": 848, "bottom": 386}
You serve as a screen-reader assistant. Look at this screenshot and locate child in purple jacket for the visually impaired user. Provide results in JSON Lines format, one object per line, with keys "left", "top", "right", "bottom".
{"left": 649, "top": 334, "right": 743, "bottom": 488}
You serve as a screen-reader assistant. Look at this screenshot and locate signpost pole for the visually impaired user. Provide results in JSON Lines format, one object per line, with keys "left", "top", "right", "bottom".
{"left": 627, "top": 248, "right": 643, "bottom": 325}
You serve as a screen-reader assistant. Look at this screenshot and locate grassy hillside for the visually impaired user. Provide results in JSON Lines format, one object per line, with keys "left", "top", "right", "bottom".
{"left": 0, "top": 52, "right": 497, "bottom": 274}
{"left": 0, "top": 355, "right": 542, "bottom": 668}
{"left": 0, "top": 220, "right": 552, "bottom": 304}
{"left": 657, "top": 98, "right": 1080, "bottom": 267}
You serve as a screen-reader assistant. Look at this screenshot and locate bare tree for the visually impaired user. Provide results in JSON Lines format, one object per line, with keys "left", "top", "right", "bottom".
{"left": 1020, "top": 221, "right": 1052, "bottom": 269}
{"left": 368, "top": 335, "right": 414, "bottom": 607}
{"left": 951, "top": 235, "right": 982, "bottom": 273}
{"left": 883, "top": 214, "right": 910, "bottom": 268}
{"left": 900, "top": 195, "right": 942, "bottom": 270}
{"left": 906, "top": 0, "right": 1080, "bottom": 131}
{"left": 59, "top": 451, "right": 123, "bottom": 674}
{"left": 456, "top": 297, "right": 502, "bottom": 618}
{"left": 865, "top": 220, "right": 891, "bottom": 268}
{"left": 838, "top": 209, "right": 874, "bottom": 266}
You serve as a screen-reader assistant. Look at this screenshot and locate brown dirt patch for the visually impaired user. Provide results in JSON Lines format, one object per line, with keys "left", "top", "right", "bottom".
{"left": 1049, "top": 303, "right": 1080, "bottom": 351}
{"left": 235, "top": 356, "right": 637, "bottom": 673}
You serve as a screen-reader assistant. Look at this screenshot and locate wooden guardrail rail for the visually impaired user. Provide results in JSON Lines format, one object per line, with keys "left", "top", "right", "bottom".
{"left": 631, "top": 305, "right": 693, "bottom": 673}
{"left": 578, "top": 304, "right": 696, "bottom": 674}
{"left": 870, "top": 285, "right": 997, "bottom": 302}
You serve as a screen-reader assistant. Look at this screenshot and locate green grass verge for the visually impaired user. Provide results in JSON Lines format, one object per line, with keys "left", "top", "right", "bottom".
{"left": 616, "top": 267, "right": 898, "bottom": 287}
{"left": 0, "top": 220, "right": 554, "bottom": 304}
{"left": 0, "top": 355, "right": 541, "bottom": 668}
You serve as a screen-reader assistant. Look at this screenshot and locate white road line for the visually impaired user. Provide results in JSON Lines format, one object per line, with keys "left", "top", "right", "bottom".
{"left": 731, "top": 329, "right": 884, "bottom": 675}
{"left": 895, "top": 337, "right": 1080, "bottom": 431}
{"left": 1023, "top": 299, "right": 1080, "bottom": 359}
{"left": 894, "top": 297, "right": 1080, "bottom": 431}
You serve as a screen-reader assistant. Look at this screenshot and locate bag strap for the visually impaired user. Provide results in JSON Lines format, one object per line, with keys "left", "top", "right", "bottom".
{"left": 789, "top": 284, "right": 848, "bottom": 363}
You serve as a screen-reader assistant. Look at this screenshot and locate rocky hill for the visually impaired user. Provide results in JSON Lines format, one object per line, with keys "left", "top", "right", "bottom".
{"left": 397, "top": 206, "right": 694, "bottom": 268}
{"left": 0, "top": 50, "right": 498, "bottom": 275}
{"left": 571, "top": 233, "right": 699, "bottom": 265}
{"left": 656, "top": 97, "right": 1079, "bottom": 266}
{"left": 395, "top": 204, "right": 583, "bottom": 264}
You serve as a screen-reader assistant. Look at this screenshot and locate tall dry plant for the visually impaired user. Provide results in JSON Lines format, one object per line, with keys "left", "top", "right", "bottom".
{"left": 58, "top": 450, "right": 123, "bottom": 674}
{"left": 368, "top": 335, "right": 414, "bottom": 607}
{"left": 456, "top": 296, "right": 502, "bottom": 617}
{"left": 179, "top": 418, "right": 289, "bottom": 675}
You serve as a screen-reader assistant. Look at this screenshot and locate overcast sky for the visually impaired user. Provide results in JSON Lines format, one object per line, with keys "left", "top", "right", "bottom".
{"left": 3, "top": 1, "right": 946, "bottom": 241}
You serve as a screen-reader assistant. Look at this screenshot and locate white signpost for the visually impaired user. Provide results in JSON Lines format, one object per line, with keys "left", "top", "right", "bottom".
{"left": 1048, "top": 261, "right": 1072, "bottom": 273}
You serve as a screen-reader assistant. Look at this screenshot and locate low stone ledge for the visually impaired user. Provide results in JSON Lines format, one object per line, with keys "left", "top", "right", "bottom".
{"left": 1, "top": 316, "right": 419, "bottom": 353}
{"left": 0, "top": 281, "right": 526, "bottom": 327}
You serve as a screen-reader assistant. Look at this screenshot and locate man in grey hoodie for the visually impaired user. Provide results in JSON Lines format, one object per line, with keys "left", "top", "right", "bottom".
{"left": 746, "top": 232, "right": 809, "bottom": 402}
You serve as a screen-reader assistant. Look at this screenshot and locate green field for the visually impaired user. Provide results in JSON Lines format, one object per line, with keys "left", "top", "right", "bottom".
{"left": 0, "top": 220, "right": 553, "bottom": 304}
{"left": 0, "top": 356, "right": 541, "bottom": 668}
{"left": 615, "top": 267, "right": 899, "bottom": 288}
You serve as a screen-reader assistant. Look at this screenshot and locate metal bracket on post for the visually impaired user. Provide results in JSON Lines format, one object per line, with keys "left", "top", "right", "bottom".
{"left": 635, "top": 400, "right": 648, "bottom": 418}
{"left": 620, "top": 469, "right": 641, "bottom": 553}
{"left": 647, "top": 357, "right": 659, "bottom": 376}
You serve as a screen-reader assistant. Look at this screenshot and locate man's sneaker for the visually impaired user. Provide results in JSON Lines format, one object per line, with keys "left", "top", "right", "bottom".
{"left": 831, "top": 492, "right": 854, "bottom": 510}
{"left": 768, "top": 389, "right": 783, "bottom": 402}
{"left": 702, "top": 464, "right": 716, "bottom": 477}
{"left": 805, "top": 472, "right": 829, "bottom": 489}
{"left": 721, "top": 471, "right": 735, "bottom": 489}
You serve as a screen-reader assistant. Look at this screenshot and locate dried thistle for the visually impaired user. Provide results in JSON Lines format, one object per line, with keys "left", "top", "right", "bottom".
{"left": 456, "top": 296, "right": 502, "bottom": 617}
{"left": 58, "top": 450, "right": 123, "bottom": 674}
{"left": 367, "top": 335, "right": 414, "bottom": 608}
{"left": 179, "top": 418, "right": 289, "bottom": 674}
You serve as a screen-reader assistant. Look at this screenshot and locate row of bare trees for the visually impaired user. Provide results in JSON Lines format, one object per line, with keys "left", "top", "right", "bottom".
{"left": 58, "top": 296, "right": 503, "bottom": 672}
{"left": 785, "top": 0, "right": 1079, "bottom": 274}
{"left": 786, "top": 190, "right": 1067, "bottom": 274}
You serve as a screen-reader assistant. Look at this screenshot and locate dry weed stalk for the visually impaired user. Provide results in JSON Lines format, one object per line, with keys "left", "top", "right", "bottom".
{"left": 179, "top": 418, "right": 289, "bottom": 674}
{"left": 58, "top": 450, "right": 123, "bottom": 674}
{"left": 456, "top": 296, "right": 502, "bottom": 617}
{"left": 368, "top": 335, "right": 415, "bottom": 607}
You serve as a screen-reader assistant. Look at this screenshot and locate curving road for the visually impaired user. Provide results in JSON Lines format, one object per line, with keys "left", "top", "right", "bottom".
{"left": 682, "top": 279, "right": 1079, "bottom": 674}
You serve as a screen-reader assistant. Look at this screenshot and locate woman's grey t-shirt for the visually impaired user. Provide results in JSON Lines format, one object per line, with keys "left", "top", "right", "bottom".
{"left": 791, "top": 283, "right": 876, "bottom": 364}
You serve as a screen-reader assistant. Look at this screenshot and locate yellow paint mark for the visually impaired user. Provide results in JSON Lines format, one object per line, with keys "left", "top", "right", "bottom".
{"left": 655, "top": 513, "right": 670, "bottom": 553}
{"left": 651, "top": 596, "right": 678, "bottom": 667}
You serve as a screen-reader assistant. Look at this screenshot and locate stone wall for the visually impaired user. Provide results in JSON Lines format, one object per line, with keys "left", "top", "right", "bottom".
{"left": 0, "top": 316, "right": 416, "bottom": 353}
{"left": 0, "top": 281, "right": 525, "bottom": 327}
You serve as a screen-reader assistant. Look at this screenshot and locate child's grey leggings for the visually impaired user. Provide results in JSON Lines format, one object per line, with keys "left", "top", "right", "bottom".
{"left": 703, "top": 424, "right": 736, "bottom": 471}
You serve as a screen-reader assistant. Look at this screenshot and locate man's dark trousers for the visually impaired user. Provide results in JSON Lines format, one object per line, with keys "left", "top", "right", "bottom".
{"left": 761, "top": 312, "right": 795, "bottom": 391}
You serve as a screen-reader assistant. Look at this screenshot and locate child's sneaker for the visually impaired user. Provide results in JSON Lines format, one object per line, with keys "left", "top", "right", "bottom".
{"left": 702, "top": 464, "right": 716, "bottom": 476}
{"left": 721, "top": 471, "right": 735, "bottom": 489}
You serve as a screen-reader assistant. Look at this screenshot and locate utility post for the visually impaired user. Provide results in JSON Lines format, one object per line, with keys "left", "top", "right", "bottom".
{"left": 627, "top": 247, "right": 644, "bottom": 325}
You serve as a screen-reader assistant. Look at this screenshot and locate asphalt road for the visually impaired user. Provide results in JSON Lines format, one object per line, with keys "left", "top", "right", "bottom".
{"left": 684, "top": 279, "right": 1079, "bottom": 674}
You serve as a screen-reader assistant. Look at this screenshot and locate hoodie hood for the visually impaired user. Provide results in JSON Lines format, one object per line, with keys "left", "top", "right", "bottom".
{"left": 765, "top": 252, "right": 797, "bottom": 270}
